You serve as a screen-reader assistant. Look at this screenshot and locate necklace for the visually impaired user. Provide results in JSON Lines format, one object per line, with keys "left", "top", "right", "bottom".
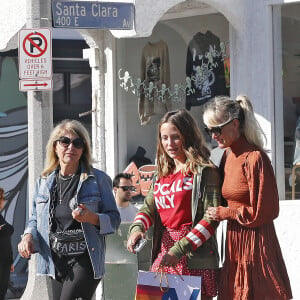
{"left": 59, "top": 173, "right": 75, "bottom": 181}
{"left": 57, "top": 173, "right": 75, "bottom": 205}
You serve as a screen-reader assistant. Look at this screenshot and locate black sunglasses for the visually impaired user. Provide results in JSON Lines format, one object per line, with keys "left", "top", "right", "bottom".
{"left": 118, "top": 186, "right": 135, "bottom": 192}
{"left": 56, "top": 136, "right": 85, "bottom": 149}
{"left": 204, "top": 118, "right": 236, "bottom": 138}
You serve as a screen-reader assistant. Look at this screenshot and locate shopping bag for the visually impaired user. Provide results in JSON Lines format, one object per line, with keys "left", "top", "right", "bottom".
{"left": 135, "top": 270, "right": 201, "bottom": 300}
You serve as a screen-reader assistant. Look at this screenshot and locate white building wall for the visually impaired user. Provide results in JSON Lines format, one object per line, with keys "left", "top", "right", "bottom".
{"left": 0, "top": 1, "right": 26, "bottom": 51}
{"left": 275, "top": 201, "right": 300, "bottom": 300}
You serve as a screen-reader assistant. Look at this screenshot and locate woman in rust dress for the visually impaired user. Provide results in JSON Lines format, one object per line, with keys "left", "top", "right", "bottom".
{"left": 203, "top": 95, "right": 292, "bottom": 300}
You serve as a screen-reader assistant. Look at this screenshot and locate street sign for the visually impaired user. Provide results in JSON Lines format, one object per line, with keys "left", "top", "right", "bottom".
{"left": 18, "top": 28, "right": 52, "bottom": 79}
{"left": 52, "top": 1, "right": 134, "bottom": 29}
{"left": 19, "top": 79, "right": 53, "bottom": 91}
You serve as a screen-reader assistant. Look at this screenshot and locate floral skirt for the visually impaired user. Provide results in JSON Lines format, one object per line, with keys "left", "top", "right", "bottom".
{"left": 150, "top": 226, "right": 218, "bottom": 297}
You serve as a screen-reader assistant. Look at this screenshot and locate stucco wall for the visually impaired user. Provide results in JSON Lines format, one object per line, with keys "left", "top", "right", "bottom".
{"left": 0, "top": 1, "right": 26, "bottom": 51}
{"left": 275, "top": 200, "right": 300, "bottom": 299}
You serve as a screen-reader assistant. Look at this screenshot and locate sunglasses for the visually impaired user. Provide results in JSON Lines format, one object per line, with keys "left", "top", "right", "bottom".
{"left": 56, "top": 136, "right": 85, "bottom": 149}
{"left": 204, "top": 118, "right": 236, "bottom": 138}
{"left": 118, "top": 186, "right": 135, "bottom": 192}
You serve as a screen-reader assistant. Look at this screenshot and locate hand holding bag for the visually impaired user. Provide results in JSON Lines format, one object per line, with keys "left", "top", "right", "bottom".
{"left": 135, "top": 269, "right": 201, "bottom": 300}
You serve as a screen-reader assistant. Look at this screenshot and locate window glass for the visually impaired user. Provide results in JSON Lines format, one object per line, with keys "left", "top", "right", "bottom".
{"left": 282, "top": 3, "right": 300, "bottom": 199}
{"left": 53, "top": 60, "right": 92, "bottom": 136}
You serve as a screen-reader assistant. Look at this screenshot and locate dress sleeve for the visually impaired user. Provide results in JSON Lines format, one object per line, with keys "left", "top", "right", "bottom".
{"left": 170, "top": 166, "right": 222, "bottom": 257}
{"left": 217, "top": 151, "right": 279, "bottom": 227}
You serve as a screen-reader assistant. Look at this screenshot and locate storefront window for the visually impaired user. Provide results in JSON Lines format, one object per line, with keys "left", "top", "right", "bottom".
{"left": 281, "top": 3, "right": 300, "bottom": 199}
{"left": 53, "top": 60, "right": 92, "bottom": 135}
{"left": 117, "top": 13, "right": 229, "bottom": 170}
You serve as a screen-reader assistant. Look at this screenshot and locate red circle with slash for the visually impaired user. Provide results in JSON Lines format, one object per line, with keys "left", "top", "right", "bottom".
{"left": 23, "top": 32, "right": 48, "bottom": 58}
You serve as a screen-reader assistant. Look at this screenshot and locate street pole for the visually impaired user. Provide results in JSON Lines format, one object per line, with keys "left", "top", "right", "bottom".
{"left": 21, "top": 0, "right": 53, "bottom": 299}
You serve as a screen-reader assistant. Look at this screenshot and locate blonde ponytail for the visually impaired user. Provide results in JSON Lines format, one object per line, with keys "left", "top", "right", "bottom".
{"left": 236, "top": 95, "right": 266, "bottom": 151}
{"left": 203, "top": 95, "right": 267, "bottom": 152}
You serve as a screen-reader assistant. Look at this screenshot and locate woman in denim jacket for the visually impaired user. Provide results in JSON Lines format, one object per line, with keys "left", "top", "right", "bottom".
{"left": 18, "top": 119, "right": 120, "bottom": 300}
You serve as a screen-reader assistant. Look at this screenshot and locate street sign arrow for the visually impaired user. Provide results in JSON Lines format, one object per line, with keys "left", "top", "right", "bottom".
{"left": 19, "top": 79, "right": 53, "bottom": 91}
{"left": 23, "top": 82, "right": 49, "bottom": 87}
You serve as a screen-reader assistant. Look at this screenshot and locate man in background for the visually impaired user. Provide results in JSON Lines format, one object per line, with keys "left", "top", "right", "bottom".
{"left": 113, "top": 173, "right": 138, "bottom": 223}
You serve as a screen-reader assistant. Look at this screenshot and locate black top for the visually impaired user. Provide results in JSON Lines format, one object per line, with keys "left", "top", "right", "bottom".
{"left": 50, "top": 170, "right": 87, "bottom": 281}
{"left": 52, "top": 172, "right": 81, "bottom": 232}
{"left": 0, "top": 214, "right": 14, "bottom": 265}
{"left": 185, "top": 30, "right": 228, "bottom": 109}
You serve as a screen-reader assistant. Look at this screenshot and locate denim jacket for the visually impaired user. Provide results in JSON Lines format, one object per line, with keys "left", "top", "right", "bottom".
{"left": 23, "top": 164, "right": 121, "bottom": 279}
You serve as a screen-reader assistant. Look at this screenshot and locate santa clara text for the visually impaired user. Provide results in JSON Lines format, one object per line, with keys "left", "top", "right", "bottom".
{"left": 52, "top": 1, "right": 134, "bottom": 29}
{"left": 54, "top": 2, "right": 118, "bottom": 18}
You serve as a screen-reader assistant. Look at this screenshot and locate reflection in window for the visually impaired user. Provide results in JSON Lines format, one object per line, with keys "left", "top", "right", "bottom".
{"left": 282, "top": 3, "right": 300, "bottom": 199}
{"left": 53, "top": 65, "right": 92, "bottom": 135}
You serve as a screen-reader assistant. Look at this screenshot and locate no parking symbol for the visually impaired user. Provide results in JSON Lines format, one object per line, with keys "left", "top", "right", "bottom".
{"left": 23, "top": 32, "right": 48, "bottom": 58}
{"left": 19, "top": 28, "right": 52, "bottom": 80}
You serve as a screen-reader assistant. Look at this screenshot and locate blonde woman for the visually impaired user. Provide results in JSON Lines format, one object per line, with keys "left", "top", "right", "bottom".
{"left": 18, "top": 120, "right": 120, "bottom": 300}
{"left": 203, "top": 95, "right": 292, "bottom": 299}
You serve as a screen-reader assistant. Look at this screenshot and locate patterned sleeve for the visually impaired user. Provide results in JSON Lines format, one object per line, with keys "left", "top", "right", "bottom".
{"left": 128, "top": 182, "right": 156, "bottom": 235}
{"left": 170, "top": 166, "right": 222, "bottom": 257}
{"left": 217, "top": 151, "right": 279, "bottom": 227}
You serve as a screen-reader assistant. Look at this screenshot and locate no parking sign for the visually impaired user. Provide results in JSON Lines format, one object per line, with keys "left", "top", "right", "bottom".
{"left": 19, "top": 28, "right": 52, "bottom": 80}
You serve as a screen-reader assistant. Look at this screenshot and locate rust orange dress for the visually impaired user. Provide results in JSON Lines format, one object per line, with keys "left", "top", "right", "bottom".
{"left": 217, "top": 135, "right": 292, "bottom": 300}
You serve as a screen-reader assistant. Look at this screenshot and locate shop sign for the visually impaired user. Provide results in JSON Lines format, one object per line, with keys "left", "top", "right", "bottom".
{"left": 18, "top": 28, "right": 52, "bottom": 80}
{"left": 52, "top": 1, "right": 134, "bottom": 29}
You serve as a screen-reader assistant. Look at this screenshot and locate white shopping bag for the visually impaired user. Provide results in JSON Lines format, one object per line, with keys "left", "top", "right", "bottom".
{"left": 135, "top": 270, "right": 201, "bottom": 299}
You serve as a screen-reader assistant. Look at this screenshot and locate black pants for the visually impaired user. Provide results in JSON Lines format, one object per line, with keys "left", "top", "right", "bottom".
{"left": 0, "top": 262, "right": 10, "bottom": 300}
{"left": 52, "top": 252, "right": 101, "bottom": 300}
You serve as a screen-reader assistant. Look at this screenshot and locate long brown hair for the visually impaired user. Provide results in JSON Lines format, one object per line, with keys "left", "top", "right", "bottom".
{"left": 156, "top": 109, "right": 211, "bottom": 178}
